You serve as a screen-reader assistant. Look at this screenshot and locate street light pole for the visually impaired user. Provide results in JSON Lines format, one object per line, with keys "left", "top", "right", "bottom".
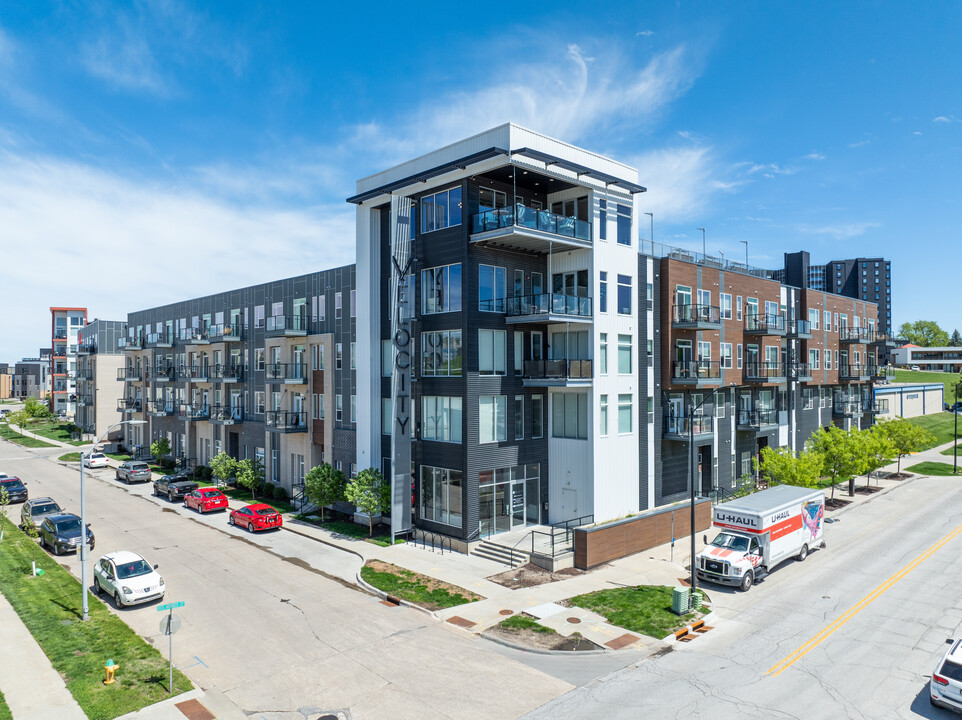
{"left": 81, "top": 419, "right": 145, "bottom": 621}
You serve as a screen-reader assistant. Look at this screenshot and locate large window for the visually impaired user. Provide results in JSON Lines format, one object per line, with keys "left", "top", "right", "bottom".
{"left": 479, "top": 265, "right": 506, "bottom": 312}
{"left": 422, "top": 264, "right": 462, "bottom": 315}
{"left": 421, "top": 330, "right": 462, "bottom": 376}
{"left": 479, "top": 329, "right": 506, "bottom": 375}
{"left": 599, "top": 333, "right": 608, "bottom": 375}
{"left": 617, "top": 274, "right": 632, "bottom": 314}
{"left": 421, "top": 396, "right": 463, "bottom": 443}
{"left": 421, "top": 186, "right": 463, "bottom": 233}
{"left": 600, "top": 394, "right": 608, "bottom": 436}
{"left": 616, "top": 203, "right": 632, "bottom": 245}
{"left": 552, "top": 392, "right": 588, "bottom": 439}
{"left": 618, "top": 393, "right": 633, "bottom": 434}
{"left": 420, "top": 466, "right": 463, "bottom": 526}
{"left": 599, "top": 271, "right": 608, "bottom": 312}
{"left": 479, "top": 395, "right": 507, "bottom": 443}
{"left": 514, "top": 395, "right": 524, "bottom": 440}
{"left": 618, "top": 334, "right": 632, "bottom": 374}
{"left": 532, "top": 395, "right": 543, "bottom": 438}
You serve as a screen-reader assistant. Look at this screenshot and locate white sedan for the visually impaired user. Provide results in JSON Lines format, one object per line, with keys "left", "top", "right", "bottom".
{"left": 93, "top": 551, "right": 165, "bottom": 608}
{"left": 82, "top": 453, "right": 109, "bottom": 469}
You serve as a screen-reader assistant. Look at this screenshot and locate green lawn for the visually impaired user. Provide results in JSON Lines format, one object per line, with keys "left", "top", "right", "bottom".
{"left": 892, "top": 369, "right": 961, "bottom": 400}
{"left": 360, "top": 560, "right": 482, "bottom": 610}
{"left": 295, "top": 516, "right": 404, "bottom": 546}
{"left": 0, "top": 689, "right": 11, "bottom": 720}
{"left": 0, "top": 423, "right": 56, "bottom": 448}
{"left": 905, "top": 413, "right": 961, "bottom": 450}
{"left": 906, "top": 461, "right": 961, "bottom": 477}
{"left": 942, "top": 444, "right": 962, "bottom": 458}
{"left": 58, "top": 452, "right": 83, "bottom": 462}
{"left": 27, "top": 420, "right": 87, "bottom": 446}
{"left": 498, "top": 614, "right": 556, "bottom": 634}
{"left": 0, "top": 516, "right": 191, "bottom": 719}
{"left": 568, "top": 585, "right": 708, "bottom": 639}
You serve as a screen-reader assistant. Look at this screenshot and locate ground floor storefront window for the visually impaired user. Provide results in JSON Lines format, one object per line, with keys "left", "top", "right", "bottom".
{"left": 478, "top": 464, "right": 540, "bottom": 536}
{"left": 420, "top": 466, "right": 463, "bottom": 527}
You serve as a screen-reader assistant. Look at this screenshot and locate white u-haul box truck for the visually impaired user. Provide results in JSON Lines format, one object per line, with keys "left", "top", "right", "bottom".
{"left": 696, "top": 485, "right": 825, "bottom": 591}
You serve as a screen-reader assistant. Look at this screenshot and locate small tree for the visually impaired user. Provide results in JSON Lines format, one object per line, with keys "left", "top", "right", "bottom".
{"left": 235, "top": 457, "right": 265, "bottom": 501}
{"left": 344, "top": 468, "right": 390, "bottom": 537}
{"left": 150, "top": 437, "right": 172, "bottom": 461}
{"left": 950, "top": 329, "right": 962, "bottom": 347}
{"left": 24, "top": 397, "right": 52, "bottom": 419}
{"left": 304, "top": 462, "right": 346, "bottom": 521}
{"left": 858, "top": 427, "right": 896, "bottom": 488}
{"left": 876, "top": 418, "right": 934, "bottom": 474}
{"left": 810, "top": 426, "right": 863, "bottom": 499}
{"left": 0, "top": 485, "right": 8, "bottom": 541}
{"left": 755, "top": 446, "right": 822, "bottom": 488}
{"left": 208, "top": 452, "right": 238, "bottom": 487}
{"left": 7, "top": 409, "right": 29, "bottom": 435}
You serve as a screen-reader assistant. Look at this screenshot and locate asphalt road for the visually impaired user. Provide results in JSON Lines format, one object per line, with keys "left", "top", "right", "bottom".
{"left": 525, "top": 474, "right": 962, "bottom": 719}
{"left": 0, "top": 441, "right": 573, "bottom": 720}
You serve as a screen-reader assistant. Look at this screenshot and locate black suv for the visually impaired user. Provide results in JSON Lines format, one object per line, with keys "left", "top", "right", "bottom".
{"left": 39, "top": 513, "right": 95, "bottom": 556}
{"left": 0, "top": 476, "right": 28, "bottom": 504}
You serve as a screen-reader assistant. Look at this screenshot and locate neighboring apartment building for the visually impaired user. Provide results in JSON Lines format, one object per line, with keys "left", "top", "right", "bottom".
{"left": 0, "top": 370, "right": 11, "bottom": 400}
{"left": 76, "top": 320, "right": 126, "bottom": 440}
{"left": 13, "top": 353, "right": 50, "bottom": 400}
{"left": 892, "top": 345, "right": 962, "bottom": 373}
{"left": 119, "top": 266, "right": 356, "bottom": 490}
{"left": 50, "top": 307, "right": 87, "bottom": 415}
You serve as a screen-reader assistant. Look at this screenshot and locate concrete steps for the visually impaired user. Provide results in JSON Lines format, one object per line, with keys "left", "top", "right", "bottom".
{"left": 472, "top": 539, "right": 530, "bottom": 567}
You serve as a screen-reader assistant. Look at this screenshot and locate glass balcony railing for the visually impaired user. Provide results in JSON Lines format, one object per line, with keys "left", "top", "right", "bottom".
{"left": 206, "top": 322, "right": 244, "bottom": 341}
{"left": 672, "top": 361, "right": 722, "bottom": 381}
{"left": 840, "top": 327, "right": 875, "bottom": 343}
{"left": 523, "top": 359, "right": 592, "bottom": 380}
{"left": 212, "top": 364, "right": 246, "bottom": 381}
{"left": 265, "top": 410, "right": 307, "bottom": 432}
{"left": 744, "top": 361, "right": 785, "bottom": 381}
{"left": 501, "top": 293, "right": 592, "bottom": 319}
{"left": 265, "top": 315, "right": 309, "bottom": 335}
{"left": 471, "top": 204, "right": 592, "bottom": 243}
{"left": 787, "top": 319, "right": 812, "bottom": 337}
{"left": 179, "top": 403, "right": 210, "bottom": 420}
{"left": 664, "top": 414, "right": 714, "bottom": 436}
{"left": 745, "top": 313, "right": 786, "bottom": 334}
{"left": 266, "top": 363, "right": 307, "bottom": 382}
{"left": 672, "top": 304, "right": 721, "bottom": 326}
{"left": 737, "top": 409, "right": 779, "bottom": 428}
{"left": 210, "top": 405, "right": 244, "bottom": 424}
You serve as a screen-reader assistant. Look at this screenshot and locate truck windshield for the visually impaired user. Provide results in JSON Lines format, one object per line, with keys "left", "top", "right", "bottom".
{"left": 710, "top": 533, "right": 749, "bottom": 552}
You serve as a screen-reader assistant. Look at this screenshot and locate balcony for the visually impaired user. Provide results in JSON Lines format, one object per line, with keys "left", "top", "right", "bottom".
{"left": 787, "top": 362, "right": 813, "bottom": 382}
{"left": 470, "top": 204, "right": 592, "bottom": 254}
{"left": 833, "top": 401, "right": 864, "bottom": 417}
{"left": 178, "top": 403, "right": 210, "bottom": 421}
{"left": 663, "top": 414, "right": 714, "bottom": 441}
{"left": 266, "top": 363, "right": 307, "bottom": 384}
{"left": 265, "top": 410, "right": 308, "bottom": 433}
{"left": 77, "top": 343, "right": 96, "bottom": 355}
{"left": 147, "top": 399, "right": 177, "bottom": 417}
{"left": 839, "top": 364, "right": 872, "bottom": 382}
{"left": 52, "top": 349, "right": 67, "bottom": 359}
{"left": 54, "top": 329, "right": 67, "bottom": 340}
{"left": 180, "top": 365, "right": 210, "bottom": 383}
{"left": 145, "top": 330, "right": 175, "bottom": 348}
{"left": 206, "top": 323, "right": 244, "bottom": 342}
{"left": 117, "top": 398, "right": 142, "bottom": 413}
{"left": 503, "top": 293, "right": 592, "bottom": 324}
{"left": 265, "top": 315, "right": 309, "bottom": 337}
{"left": 744, "top": 361, "right": 786, "bottom": 383}
{"left": 118, "top": 337, "right": 144, "bottom": 350}
{"left": 787, "top": 319, "right": 812, "bottom": 339}
{"left": 212, "top": 364, "right": 246, "bottom": 383}
{"left": 149, "top": 365, "right": 176, "bottom": 382}
{"left": 736, "top": 409, "right": 779, "bottom": 431}
{"left": 840, "top": 327, "right": 874, "bottom": 344}
{"left": 522, "top": 359, "right": 592, "bottom": 387}
{"left": 671, "top": 361, "right": 722, "bottom": 387}
{"left": 745, "top": 313, "right": 787, "bottom": 336}
{"left": 210, "top": 405, "right": 244, "bottom": 425}
{"left": 118, "top": 367, "right": 143, "bottom": 382}
{"left": 871, "top": 333, "right": 897, "bottom": 348}
{"left": 77, "top": 395, "right": 93, "bottom": 407}
{"left": 671, "top": 304, "right": 721, "bottom": 329}
{"left": 178, "top": 328, "right": 208, "bottom": 345}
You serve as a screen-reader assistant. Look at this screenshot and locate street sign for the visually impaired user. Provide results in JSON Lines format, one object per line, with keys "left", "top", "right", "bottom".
{"left": 156, "top": 601, "right": 185, "bottom": 612}
{"left": 159, "top": 613, "right": 182, "bottom": 636}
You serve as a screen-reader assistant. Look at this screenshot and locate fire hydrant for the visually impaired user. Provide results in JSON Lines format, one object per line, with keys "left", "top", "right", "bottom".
{"left": 104, "top": 659, "right": 118, "bottom": 685}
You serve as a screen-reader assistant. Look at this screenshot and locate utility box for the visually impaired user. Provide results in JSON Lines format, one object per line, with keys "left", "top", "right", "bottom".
{"left": 672, "top": 587, "right": 691, "bottom": 614}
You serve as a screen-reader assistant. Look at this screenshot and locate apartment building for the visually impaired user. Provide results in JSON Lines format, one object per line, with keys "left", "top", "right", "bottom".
{"left": 892, "top": 345, "right": 962, "bottom": 373}
{"left": 13, "top": 351, "right": 50, "bottom": 400}
{"left": 119, "top": 266, "right": 356, "bottom": 490}
{"left": 76, "top": 320, "right": 126, "bottom": 440}
{"left": 50, "top": 307, "right": 87, "bottom": 415}
{"left": 0, "top": 368, "right": 11, "bottom": 400}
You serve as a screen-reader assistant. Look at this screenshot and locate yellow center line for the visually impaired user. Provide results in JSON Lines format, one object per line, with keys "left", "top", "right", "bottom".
{"left": 767, "top": 522, "right": 962, "bottom": 678}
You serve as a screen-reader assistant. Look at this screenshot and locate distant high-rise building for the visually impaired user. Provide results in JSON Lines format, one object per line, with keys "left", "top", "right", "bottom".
{"left": 50, "top": 307, "right": 87, "bottom": 415}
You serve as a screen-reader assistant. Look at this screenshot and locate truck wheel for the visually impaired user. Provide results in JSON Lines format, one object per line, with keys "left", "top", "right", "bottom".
{"left": 740, "top": 571, "right": 753, "bottom": 592}
{"left": 797, "top": 544, "right": 809, "bottom": 562}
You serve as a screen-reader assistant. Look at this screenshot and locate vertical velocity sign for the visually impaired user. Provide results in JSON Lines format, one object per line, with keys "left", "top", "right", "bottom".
{"left": 389, "top": 194, "right": 414, "bottom": 543}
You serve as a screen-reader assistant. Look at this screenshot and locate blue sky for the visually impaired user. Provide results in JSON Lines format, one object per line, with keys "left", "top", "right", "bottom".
{"left": 1, "top": 1, "right": 959, "bottom": 361}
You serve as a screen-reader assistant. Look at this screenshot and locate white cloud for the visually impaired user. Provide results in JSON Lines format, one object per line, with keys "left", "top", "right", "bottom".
{"left": 748, "top": 162, "right": 797, "bottom": 177}
{"left": 797, "top": 221, "right": 881, "bottom": 240}
{"left": 933, "top": 116, "right": 952, "bottom": 123}
{"left": 633, "top": 145, "right": 739, "bottom": 223}
{"left": 848, "top": 138, "right": 872, "bottom": 148}
{"left": 804, "top": 152, "right": 825, "bottom": 160}
{"left": 635, "top": 30, "right": 654, "bottom": 37}
{"left": 0, "top": 147, "right": 354, "bottom": 361}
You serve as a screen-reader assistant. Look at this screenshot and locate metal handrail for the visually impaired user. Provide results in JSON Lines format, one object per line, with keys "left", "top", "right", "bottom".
{"left": 672, "top": 304, "right": 721, "bottom": 324}
{"left": 672, "top": 360, "right": 722, "bottom": 380}
{"left": 745, "top": 313, "right": 786, "bottom": 333}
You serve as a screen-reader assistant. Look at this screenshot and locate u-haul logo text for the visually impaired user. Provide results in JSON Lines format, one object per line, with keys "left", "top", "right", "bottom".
{"left": 715, "top": 512, "right": 758, "bottom": 528}
{"left": 768, "top": 510, "right": 791, "bottom": 524}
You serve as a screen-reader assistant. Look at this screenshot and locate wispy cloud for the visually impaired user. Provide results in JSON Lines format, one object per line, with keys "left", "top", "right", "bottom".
{"left": 748, "top": 162, "right": 797, "bottom": 178}
{"left": 635, "top": 30, "right": 654, "bottom": 37}
{"left": 848, "top": 137, "right": 873, "bottom": 148}
{"left": 933, "top": 115, "right": 953, "bottom": 123}
{"left": 633, "top": 145, "right": 742, "bottom": 223}
{"left": 797, "top": 221, "right": 881, "bottom": 240}
{"left": 804, "top": 152, "right": 825, "bottom": 160}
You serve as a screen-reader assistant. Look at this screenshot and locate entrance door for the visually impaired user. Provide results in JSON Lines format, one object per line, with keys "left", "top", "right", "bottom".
{"left": 495, "top": 483, "right": 512, "bottom": 534}
{"left": 479, "top": 486, "right": 495, "bottom": 537}
{"left": 511, "top": 483, "right": 525, "bottom": 528}
{"left": 668, "top": 394, "right": 684, "bottom": 433}
{"left": 698, "top": 446, "right": 713, "bottom": 495}
{"left": 228, "top": 432, "right": 239, "bottom": 459}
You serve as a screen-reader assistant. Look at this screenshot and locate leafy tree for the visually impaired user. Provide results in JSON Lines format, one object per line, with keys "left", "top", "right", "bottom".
{"left": 344, "top": 468, "right": 390, "bottom": 537}
{"left": 304, "top": 462, "right": 346, "bottom": 521}
{"left": 150, "top": 436, "right": 171, "bottom": 460}
{"left": 235, "top": 457, "right": 265, "bottom": 500}
{"left": 897, "top": 320, "right": 950, "bottom": 348}
{"left": 24, "top": 397, "right": 52, "bottom": 419}
{"left": 755, "top": 446, "right": 822, "bottom": 488}
{"left": 208, "top": 452, "right": 238, "bottom": 486}
{"left": 876, "top": 418, "right": 935, "bottom": 474}
{"left": 950, "top": 329, "right": 962, "bottom": 347}
{"left": 858, "top": 427, "right": 897, "bottom": 487}
{"left": 810, "top": 426, "right": 863, "bottom": 499}
{"left": 0, "top": 485, "right": 8, "bottom": 541}
{"left": 7, "top": 409, "right": 29, "bottom": 434}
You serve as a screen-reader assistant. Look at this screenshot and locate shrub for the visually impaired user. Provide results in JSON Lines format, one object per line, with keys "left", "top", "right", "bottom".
{"left": 273, "top": 485, "right": 289, "bottom": 501}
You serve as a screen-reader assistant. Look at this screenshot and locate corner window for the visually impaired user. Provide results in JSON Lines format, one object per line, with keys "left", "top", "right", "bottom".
{"left": 479, "top": 395, "right": 507, "bottom": 443}
{"left": 421, "top": 396, "right": 463, "bottom": 443}
{"left": 552, "top": 392, "right": 588, "bottom": 440}
{"left": 421, "top": 186, "right": 463, "bottom": 233}
{"left": 421, "top": 264, "right": 462, "bottom": 315}
{"left": 478, "top": 265, "right": 506, "bottom": 312}
{"left": 479, "top": 330, "right": 506, "bottom": 375}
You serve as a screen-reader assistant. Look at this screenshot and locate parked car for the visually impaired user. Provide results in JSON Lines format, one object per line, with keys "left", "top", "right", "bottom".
{"left": 20, "top": 497, "right": 63, "bottom": 531}
{"left": 0, "top": 476, "right": 28, "bottom": 504}
{"left": 115, "top": 461, "right": 152, "bottom": 484}
{"left": 93, "top": 550, "right": 165, "bottom": 608}
{"left": 38, "top": 513, "right": 95, "bottom": 555}
{"left": 229, "top": 503, "right": 283, "bottom": 532}
{"left": 930, "top": 638, "right": 962, "bottom": 711}
{"left": 910, "top": 365, "right": 921, "bottom": 371}
{"left": 184, "top": 487, "right": 229, "bottom": 513}
{"left": 152, "top": 473, "right": 198, "bottom": 502}
{"left": 82, "top": 452, "right": 109, "bottom": 469}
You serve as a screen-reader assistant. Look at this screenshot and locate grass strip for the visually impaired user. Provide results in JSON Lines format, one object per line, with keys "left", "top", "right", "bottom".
{"left": 360, "top": 560, "right": 482, "bottom": 610}
{"left": 0, "top": 689, "right": 11, "bottom": 720}
{"left": 942, "top": 444, "right": 962, "bottom": 457}
{"left": 0, "top": 423, "right": 56, "bottom": 448}
{"left": 568, "top": 585, "right": 707, "bottom": 638}
{"left": 58, "top": 452, "right": 83, "bottom": 462}
{"left": 906, "top": 461, "right": 962, "bottom": 477}
{"left": 498, "top": 614, "right": 556, "bottom": 634}
{"left": 0, "top": 515, "right": 191, "bottom": 719}
{"left": 906, "top": 413, "right": 962, "bottom": 450}
{"left": 295, "top": 516, "right": 404, "bottom": 546}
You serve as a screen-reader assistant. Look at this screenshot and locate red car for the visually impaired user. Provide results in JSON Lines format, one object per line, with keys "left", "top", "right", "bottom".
{"left": 183, "top": 488, "right": 229, "bottom": 514}
{"left": 229, "top": 503, "right": 283, "bottom": 532}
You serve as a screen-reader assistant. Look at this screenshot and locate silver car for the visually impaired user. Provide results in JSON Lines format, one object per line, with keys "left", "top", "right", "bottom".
{"left": 20, "top": 497, "right": 63, "bottom": 531}
{"left": 115, "top": 461, "right": 152, "bottom": 484}
{"left": 931, "top": 638, "right": 962, "bottom": 712}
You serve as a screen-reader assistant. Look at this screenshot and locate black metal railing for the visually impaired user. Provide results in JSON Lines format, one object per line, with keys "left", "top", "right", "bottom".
{"left": 471, "top": 203, "right": 592, "bottom": 243}
{"left": 737, "top": 409, "right": 778, "bottom": 427}
{"left": 840, "top": 327, "right": 875, "bottom": 343}
{"left": 145, "top": 329, "right": 175, "bottom": 347}
{"left": 178, "top": 328, "right": 205, "bottom": 343}
{"left": 265, "top": 410, "right": 307, "bottom": 431}
{"left": 210, "top": 405, "right": 244, "bottom": 423}
{"left": 787, "top": 362, "right": 813, "bottom": 379}
{"left": 180, "top": 365, "right": 211, "bottom": 382}
{"left": 672, "top": 360, "right": 722, "bottom": 381}
{"left": 150, "top": 364, "right": 176, "bottom": 381}
{"left": 523, "top": 359, "right": 592, "bottom": 380}
{"left": 266, "top": 363, "right": 307, "bottom": 382}
{"left": 833, "top": 401, "right": 863, "bottom": 416}
{"left": 212, "top": 364, "right": 246, "bottom": 381}
{"left": 664, "top": 414, "right": 714, "bottom": 435}
{"left": 118, "top": 367, "right": 142, "bottom": 381}
{"left": 205, "top": 322, "right": 244, "bottom": 341}
{"left": 178, "top": 403, "right": 210, "bottom": 420}
{"left": 265, "top": 315, "right": 309, "bottom": 334}
{"left": 787, "top": 319, "right": 812, "bottom": 337}
{"left": 745, "top": 313, "right": 786, "bottom": 334}
{"left": 672, "top": 304, "right": 721, "bottom": 325}
{"left": 744, "top": 361, "right": 785, "bottom": 380}
{"left": 117, "top": 398, "right": 141, "bottom": 412}
{"left": 501, "top": 293, "right": 592, "bottom": 318}
{"left": 839, "top": 363, "right": 869, "bottom": 379}
{"left": 147, "top": 399, "right": 177, "bottom": 414}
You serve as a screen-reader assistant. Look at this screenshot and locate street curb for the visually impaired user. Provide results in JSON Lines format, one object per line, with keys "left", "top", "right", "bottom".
{"left": 281, "top": 522, "right": 367, "bottom": 564}
{"left": 831, "top": 472, "right": 922, "bottom": 518}
{"left": 479, "top": 630, "right": 611, "bottom": 656}
{"left": 354, "top": 570, "right": 437, "bottom": 618}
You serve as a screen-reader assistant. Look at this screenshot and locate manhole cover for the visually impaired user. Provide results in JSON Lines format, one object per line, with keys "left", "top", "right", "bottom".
{"left": 567, "top": 617, "right": 582, "bottom": 624}
{"left": 499, "top": 609, "right": 514, "bottom": 616}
